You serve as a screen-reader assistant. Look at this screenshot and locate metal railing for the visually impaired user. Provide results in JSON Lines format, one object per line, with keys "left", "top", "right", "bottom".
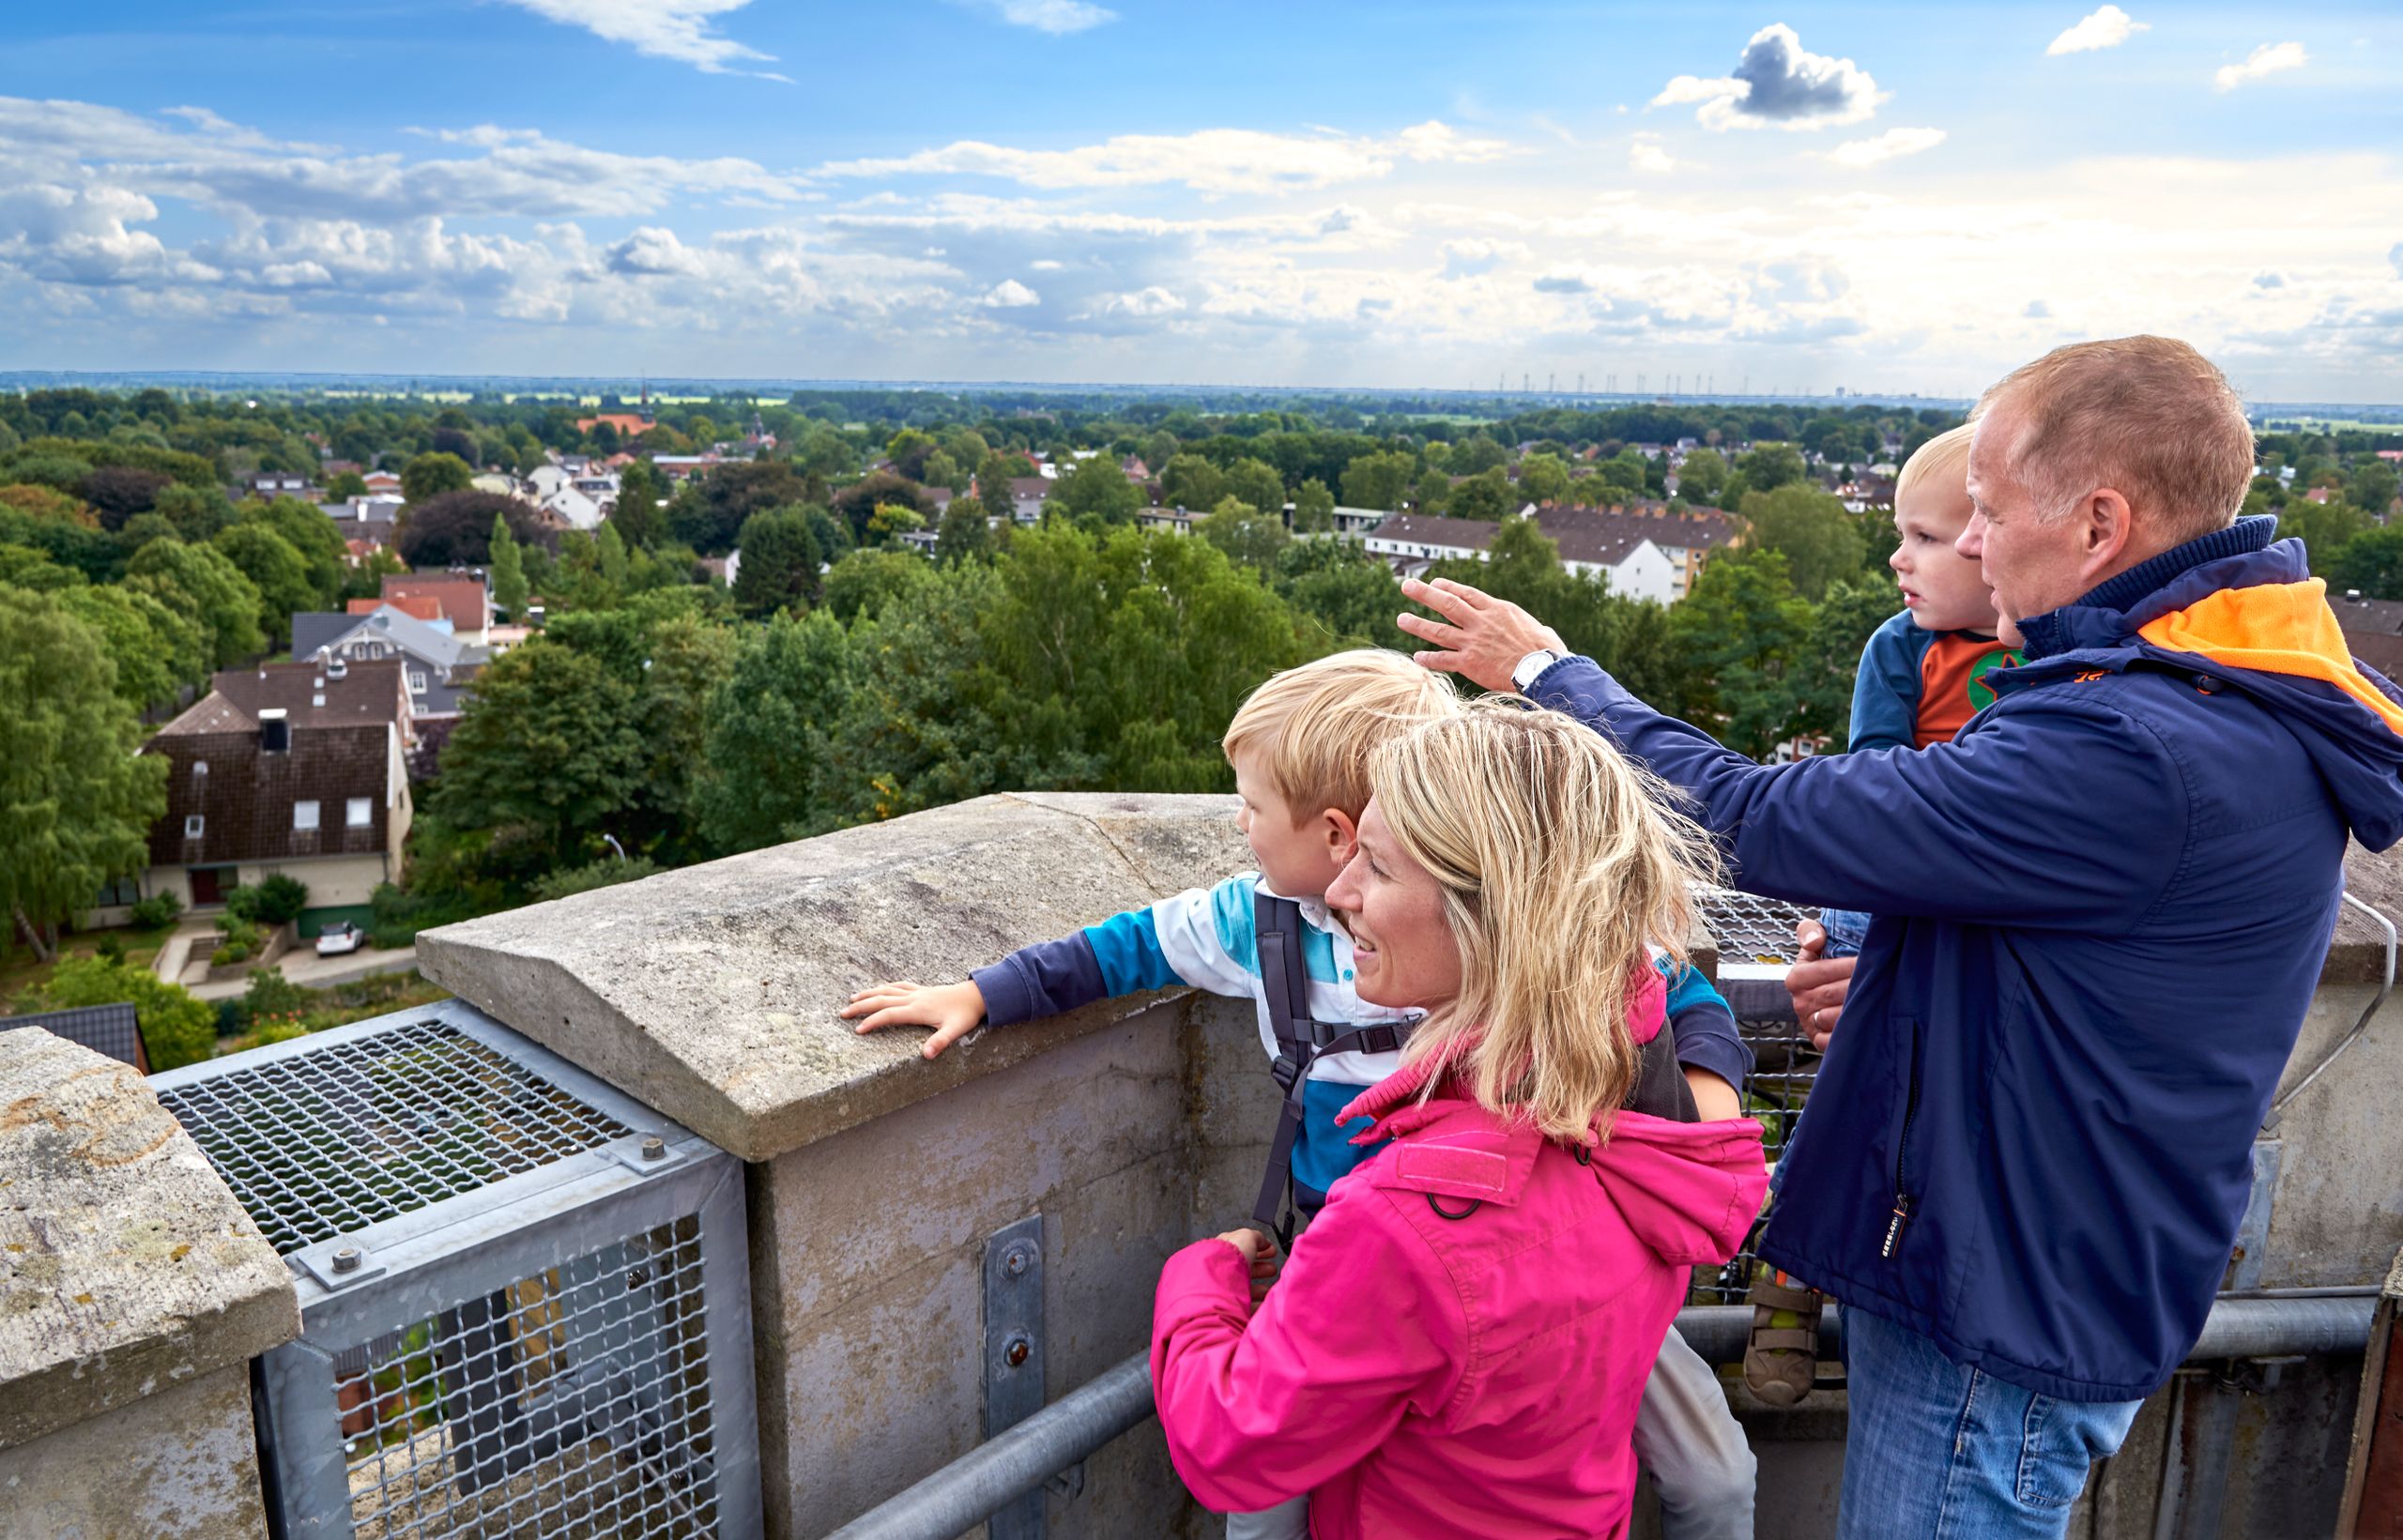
{"left": 825, "top": 1296, "right": 2377, "bottom": 1540}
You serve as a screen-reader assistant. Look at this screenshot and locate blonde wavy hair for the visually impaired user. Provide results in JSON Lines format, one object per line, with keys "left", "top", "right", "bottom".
{"left": 1369, "top": 698, "right": 1722, "bottom": 1141}
{"left": 1222, "top": 648, "right": 1462, "bottom": 819}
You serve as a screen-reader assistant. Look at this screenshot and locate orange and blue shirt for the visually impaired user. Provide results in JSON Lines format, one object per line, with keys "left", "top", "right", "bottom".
{"left": 1847, "top": 609, "right": 2022, "bottom": 753}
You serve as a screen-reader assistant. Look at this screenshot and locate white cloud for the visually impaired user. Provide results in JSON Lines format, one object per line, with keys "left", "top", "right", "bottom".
{"left": 1628, "top": 134, "right": 1677, "bottom": 175}
{"left": 1439, "top": 238, "right": 1526, "bottom": 279}
{"left": 2025, "top": 298, "right": 2053, "bottom": 318}
{"left": 607, "top": 226, "right": 704, "bottom": 275}
{"left": 2047, "top": 7, "right": 2149, "bottom": 56}
{"left": 1029, "top": 258, "right": 1064, "bottom": 271}
{"left": 1828, "top": 127, "right": 1947, "bottom": 167}
{"left": 1653, "top": 24, "right": 1885, "bottom": 132}
{"left": 814, "top": 120, "right": 1512, "bottom": 195}
{"left": 2253, "top": 271, "right": 2286, "bottom": 289}
{"left": 2214, "top": 42, "right": 2308, "bottom": 91}
{"left": 1085, "top": 286, "right": 1185, "bottom": 318}
{"left": 493, "top": 0, "right": 784, "bottom": 78}
{"left": 982, "top": 278, "right": 1040, "bottom": 307}
{"left": 981, "top": 0, "right": 1116, "bottom": 33}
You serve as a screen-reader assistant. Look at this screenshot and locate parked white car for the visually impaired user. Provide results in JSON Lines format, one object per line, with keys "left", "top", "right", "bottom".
{"left": 314, "top": 921, "right": 365, "bottom": 957}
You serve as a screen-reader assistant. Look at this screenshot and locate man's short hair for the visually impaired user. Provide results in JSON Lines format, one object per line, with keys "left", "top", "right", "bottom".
{"left": 1222, "top": 648, "right": 1461, "bottom": 820}
{"left": 1977, "top": 335, "right": 2254, "bottom": 546}
{"left": 1896, "top": 421, "right": 1976, "bottom": 510}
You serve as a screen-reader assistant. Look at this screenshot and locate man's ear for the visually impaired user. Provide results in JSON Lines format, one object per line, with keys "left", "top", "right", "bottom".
{"left": 2080, "top": 486, "right": 2136, "bottom": 577}
{"left": 1323, "top": 806, "right": 1359, "bottom": 864}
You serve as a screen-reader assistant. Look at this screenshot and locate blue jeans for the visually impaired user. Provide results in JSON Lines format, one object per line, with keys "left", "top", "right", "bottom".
{"left": 1837, "top": 1308, "right": 2141, "bottom": 1539}
{"left": 1820, "top": 907, "right": 1872, "bottom": 960}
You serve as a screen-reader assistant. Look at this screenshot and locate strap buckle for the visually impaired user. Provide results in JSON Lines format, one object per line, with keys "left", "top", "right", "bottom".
{"left": 1270, "top": 1053, "right": 1305, "bottom": 1092}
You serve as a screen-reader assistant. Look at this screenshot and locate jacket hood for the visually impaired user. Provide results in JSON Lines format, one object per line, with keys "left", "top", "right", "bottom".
{"left": 2009, "top": 526, "right": 2403, "bottom": 849}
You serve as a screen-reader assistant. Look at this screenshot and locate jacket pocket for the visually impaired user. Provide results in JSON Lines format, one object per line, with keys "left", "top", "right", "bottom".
{"left": 1879, "top": 1015, "right": 1926, "bottom": 1261}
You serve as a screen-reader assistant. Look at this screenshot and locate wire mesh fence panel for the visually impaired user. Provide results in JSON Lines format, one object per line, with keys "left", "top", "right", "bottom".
{"left": 331, "top": 1214, "right": 722, "bottom": 1540}
{"left": 155, "top": 1018, "right": 633, "bottom": 1255}
{"left": 1690, "top": 888, "right": 1827, "bottom": 1305}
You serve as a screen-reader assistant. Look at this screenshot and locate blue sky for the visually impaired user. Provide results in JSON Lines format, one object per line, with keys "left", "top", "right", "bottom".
{"left": 2, "top": 2, "right": 2396, "bottom": 399}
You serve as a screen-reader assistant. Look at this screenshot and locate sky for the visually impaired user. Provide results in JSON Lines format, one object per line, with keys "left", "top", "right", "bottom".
{"left": 0, "top": 2, "right": 2396, "bottom": 402}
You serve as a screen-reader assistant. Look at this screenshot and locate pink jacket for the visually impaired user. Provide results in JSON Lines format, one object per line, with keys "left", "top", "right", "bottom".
{"left": 1151, "top": 978, "right": 1767, "bottom": 1539}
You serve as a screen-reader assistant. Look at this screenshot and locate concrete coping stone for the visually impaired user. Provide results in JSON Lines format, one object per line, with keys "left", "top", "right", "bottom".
{"left": 416, "top": 792, "right": 2398, "bottom": 1164}
{"left": 0, "top": 1028, "right": 299, "bottom": 1450}
{"left": 419, "top": 792, "right": 1255, "bottom": 1164}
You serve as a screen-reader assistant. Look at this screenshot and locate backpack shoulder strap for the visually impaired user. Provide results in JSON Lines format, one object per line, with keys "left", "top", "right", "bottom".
{"left": 1252, "top": 890, "right": 1314, "bottom": 1071}
{"left": 1625, "top": 1019, "right": 1699, "bottom": 1122}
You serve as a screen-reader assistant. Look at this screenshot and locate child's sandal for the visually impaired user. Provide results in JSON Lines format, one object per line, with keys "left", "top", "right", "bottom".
{"left": 1741, "top": 1273, "right": 1824, "bottom": 1406}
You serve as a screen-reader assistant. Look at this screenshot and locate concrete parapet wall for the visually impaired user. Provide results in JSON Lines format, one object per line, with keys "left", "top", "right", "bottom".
{"left": 421, "top": 792, "right": 1273, "bottom": 1536}
{"left": 0, "top": 1029, "right": 298, "bottom": 1536}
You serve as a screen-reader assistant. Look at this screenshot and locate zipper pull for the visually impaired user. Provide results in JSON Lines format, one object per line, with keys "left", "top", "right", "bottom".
{"left": 1881, "top": 1195, "right": 1914, "bottom": 1258}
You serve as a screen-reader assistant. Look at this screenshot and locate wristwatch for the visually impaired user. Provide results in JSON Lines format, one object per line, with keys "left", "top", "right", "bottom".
{"left": 1511, "top": 648, "right": 1567, "bottom": 693}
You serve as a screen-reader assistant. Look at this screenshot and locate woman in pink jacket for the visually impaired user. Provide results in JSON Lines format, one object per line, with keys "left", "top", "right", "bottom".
{"left": 1152, "top": 699, "right": 1768, "bottom": 1539}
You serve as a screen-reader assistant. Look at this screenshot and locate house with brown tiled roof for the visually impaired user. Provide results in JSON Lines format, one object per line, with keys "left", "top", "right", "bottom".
{"left": 138, "top": 679, "right": 414, "bottom": 920}
{"left": 382, "top": 574, "right": 489, "bottom": 642}
{"left": 347, "top": 594, "right": 444, "bottom": 624}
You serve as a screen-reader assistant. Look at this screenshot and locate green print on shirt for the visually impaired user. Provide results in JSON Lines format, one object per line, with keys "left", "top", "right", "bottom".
{"left": 1967, "top": 649, "right": 2023, "bottom": 712}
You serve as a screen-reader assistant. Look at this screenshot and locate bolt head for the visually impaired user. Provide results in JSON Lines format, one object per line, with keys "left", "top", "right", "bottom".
{"left": 1004, "top": 1246, "right": 1032, "bottom": 1277}
{"left": 640, "top": 1136, "right": 666, "bottom": 1161}
{"left": 1004, "top": 1337, "right": 1031, "bottom": 1368}
{"left": 331, "top": 1246, "right": 361, "bottom": 1274}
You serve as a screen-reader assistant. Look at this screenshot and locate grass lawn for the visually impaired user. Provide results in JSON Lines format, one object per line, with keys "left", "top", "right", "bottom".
{"left": 214, "top": 968, "right": 452, "bottom": 1055}
{"left": 0, "top": 924, "right": 176, "bottom": 1013}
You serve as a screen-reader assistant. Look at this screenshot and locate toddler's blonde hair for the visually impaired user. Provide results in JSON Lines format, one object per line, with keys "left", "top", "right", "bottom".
{"left": 1222, "top": 649, "right": 1462, "bottom": 820}
{"left": 1896, "top": 421, "right": 1975, "bottom": 510}
{"left": 1370, "top": 698, "right": 1721, "bottom": 1141}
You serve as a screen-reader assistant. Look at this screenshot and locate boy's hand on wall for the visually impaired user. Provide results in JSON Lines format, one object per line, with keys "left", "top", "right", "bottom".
{"left": 840, "top": 979, "right": 987, "bottom": 1060}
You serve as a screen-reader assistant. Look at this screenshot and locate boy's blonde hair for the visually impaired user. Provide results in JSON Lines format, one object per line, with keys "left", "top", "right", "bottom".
{"left": 1895, "top": 421, "right": 1975, "bottom": 509}
{"left": 1222, "top": 649, "right": 1462, "bottom": 819}
{"left": 1370, "top": 699, "right": 1721, "bottom": 1142}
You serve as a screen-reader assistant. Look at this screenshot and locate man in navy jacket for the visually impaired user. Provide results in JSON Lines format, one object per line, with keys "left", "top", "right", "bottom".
{"left": 1398, "top": 336, "right": 2403, "bottom": 1537}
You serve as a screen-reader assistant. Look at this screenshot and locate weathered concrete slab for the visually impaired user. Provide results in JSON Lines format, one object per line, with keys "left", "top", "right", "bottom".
{"left": 0, "top": 1029, "right": 298, "bottom": 1451}
{"left": 419, "top": 791, "right": 1248, "bottom": 1163}
{"left": 0, "top": 1363, "right": 269, "bottom": 1539}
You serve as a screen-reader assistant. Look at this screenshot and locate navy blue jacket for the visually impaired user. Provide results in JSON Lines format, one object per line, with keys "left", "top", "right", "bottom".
{"left": 1529, "top": 518, "right": 2403, "bottom": 1399}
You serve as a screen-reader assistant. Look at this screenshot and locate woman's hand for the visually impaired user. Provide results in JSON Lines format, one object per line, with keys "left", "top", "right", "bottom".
{"left": 1216, "top": 1227, "right": 1283, "bottom": 1304}
{"left": 1394, "top": 577, "right": 1566, "bottom": 693}
{"left": 840, "top": 979, "right": 987, "bottom": 1060}
{"left": 1783, "top": 920, "right": 1856, "bottom": 1051}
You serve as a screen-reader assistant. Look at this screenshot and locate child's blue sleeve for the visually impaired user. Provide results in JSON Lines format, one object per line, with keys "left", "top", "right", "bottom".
{"left": 969, "top": 900, "right": 1213, "bottom": 1027}
{"left": 1848, "top": 609, "right": 1927, "bottom": 755}
{"left": 1659, "top": 956, "right": 1750, "bottom": 1093}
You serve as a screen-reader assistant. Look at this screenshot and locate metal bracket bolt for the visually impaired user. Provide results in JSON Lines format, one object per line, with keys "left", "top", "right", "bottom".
{"left": 640, "top": 1136, "right": 666, "bottom": 1161}
{"left": 330, "top": 1246, "right": 362, "bottom": 1274}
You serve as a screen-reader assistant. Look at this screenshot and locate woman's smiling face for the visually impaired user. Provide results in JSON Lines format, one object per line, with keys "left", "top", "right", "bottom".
{"left": 1324, "top": 797, "right": 1462, "bottom": 1012}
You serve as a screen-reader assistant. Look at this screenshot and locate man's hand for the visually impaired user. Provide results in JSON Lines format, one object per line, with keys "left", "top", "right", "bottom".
{"left": 1215, "top": 1227, "right": 1283, "bottom": 1304}
{"left": 1783, "top": 919, "right": 1856, "bottom": 1051}
{"left": 840, "top": 979, "right": 987, "bottom": 1060}
{"left": 1395, "top": 576, "right": 1566, "bottom": 694}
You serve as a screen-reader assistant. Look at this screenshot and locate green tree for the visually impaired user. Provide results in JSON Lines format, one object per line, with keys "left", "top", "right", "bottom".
{"left": 1790, "top": 576, "right": 1904, "bottom": 748}
{"left": 867, "top": 502, "right": 926, "bottom": 544}
{"left": 974, "top": 452, "right": 1022, "bottom": 523}
{"left": 38, "top": 956, "right": 215, "bottom": 1071}
{"left": 326, "top": 469, "right": 369, "bottom": 499}
{"left": 401, "top": 450, "right": 475, "bottom": 503}
{"left": 489, "top": 512, "right": 530, "bottom": 615}
{"left": 1449, "top": 435, "right": 1508, "bottom": 475}
{"left": 243, "top": 496, "right": 346, "bottom": 608}
{"left": 2349, "top": 460, "right": 2399, "bottom": 518}
{"left": 935, "top": 498, "right": 994, "bottom": 565}
{"left": 1276, "top": 538, "right": 1402, "bottom": 648}
{"left": 1667, "top": 548, "right": 1814, "bottom": 758}
{"left": 1292, "top": 478, "right": 1336, "bottom": 534}
{"left": 0, "top": 590, "right": 168, "bottom": 959}
{"left": 1448, "top": 468, "right": 1515, "bottom": 522}
{"left": 54, "top": 584, "right": 198, "bottom": 709}
{"left": 1050, "top": 454, "right": 1143, "bottom": 524}
{"left": 731, "top": 506, "right": 825, "bottom": 617}
{"left": 1738, "top": 483, "right": 1868, "bottom": 601}
{"left": 611, "top": 460, "right": 669, "bottom": 549}
{"left": 2328, "top": 526, "right": 2403, "bottom": 601}
{"left": 209, "top": 523, "right": 315, "bottom": 648}
{"left": 922, "top": 449, "right": 963, "bottom": 494}
{"left": 1678, "top": 449, "right": 1729, "bottom": 506}
{"left": 824, "top": 547, "right": 938, "bottom": 623}
{"left": 1198, "top": 496, "right": 1292, "bottom": 572}
{"left": 1340, "top": 450, "right": 1413, "bottom": 511}
{"left": 1736, "top": 442, "right": 1808, "bottom": 493}
{"left": 2279, "top": 498, "right": 2371, "bottom": 576}
{"left": 431, "top": 641, "right": 650, "bottom": 878}
{"left": 128, "top": 538, "right": 265, "bottom": 665}
{"left": 1223, "top": 457, "right": 1288, "bottom": 518}
{"left": 1517, "top": 452, "right": 1571, "bottom": 506}
{"left": 1159, "top": 453, "right": 1224, "bottom": 511}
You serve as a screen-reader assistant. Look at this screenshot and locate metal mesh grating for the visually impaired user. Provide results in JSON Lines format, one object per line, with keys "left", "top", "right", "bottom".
{"left": 333, "top": 1213, "right": 722, "bottom": 1539}
{"left": 1695, "top": 886, "right": 1815, "bottom": 968}
{"left": 1690, "top": 887, "right": 1827, "bottom": 1304}
{"left": 155, "top": 1019, "right": 633, "bottom": 1254}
